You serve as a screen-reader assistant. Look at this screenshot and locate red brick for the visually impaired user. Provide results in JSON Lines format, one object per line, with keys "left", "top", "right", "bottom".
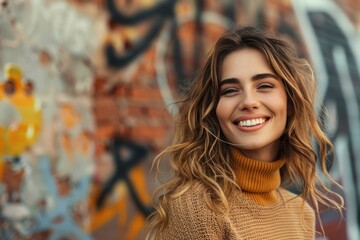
{"left": 130, "top": 125, "right": 166, "bottom": 142}
{"left": 114, "top": 84, "right": 131, "bottom": 97}
{"left": 147, "top": 107, "right": 169, "bottom": 118}
{"left": 95, "top": 124, "right": 116, "bottom": 140}
{"left": 127, "top": 106, "right": 148, "bottom": 117}
{"left": 130, "top": 87, "right": 162, "bottom": 101}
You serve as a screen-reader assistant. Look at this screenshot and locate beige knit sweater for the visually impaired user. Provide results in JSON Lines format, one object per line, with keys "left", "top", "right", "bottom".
{"left": 158, "top": 148, "right": 315, "bottom": 239}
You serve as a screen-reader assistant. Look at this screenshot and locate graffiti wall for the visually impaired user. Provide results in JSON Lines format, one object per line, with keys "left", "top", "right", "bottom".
{"left": 0, "top": 0, "right": 358, "bottom": 239}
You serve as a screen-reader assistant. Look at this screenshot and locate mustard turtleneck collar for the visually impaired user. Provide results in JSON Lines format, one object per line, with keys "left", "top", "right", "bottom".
{"left": 230, "top": 147, "right": 285, "bottom": 206}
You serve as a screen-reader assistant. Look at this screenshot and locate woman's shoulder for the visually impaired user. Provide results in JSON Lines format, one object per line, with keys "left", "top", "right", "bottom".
{"left": 159, "top": 181, "right": 225, "bottom": 239}
{"left": 278, "top": 188, "right": 308, "bottom": 202}
{"left": 278, "top": 188, "right": 315, "bottom": 234}
{"left": 278, "top": 188, "right": 315, "bottom": 215}
{"left": 168, "top": 181, "right": 211, "bottom": 211}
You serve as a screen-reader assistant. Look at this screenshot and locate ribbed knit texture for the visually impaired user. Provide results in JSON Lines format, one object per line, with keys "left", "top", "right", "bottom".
{"left": 231, "top": 146, "right": 285, "bottom": 205}
{"left": 158, "top": 149, "right": 315, "bottom": 240}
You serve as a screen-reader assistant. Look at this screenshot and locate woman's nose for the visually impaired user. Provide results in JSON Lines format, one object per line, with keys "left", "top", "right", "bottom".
{"left": 238, "top": 91, "right": 259, "bottom": 111}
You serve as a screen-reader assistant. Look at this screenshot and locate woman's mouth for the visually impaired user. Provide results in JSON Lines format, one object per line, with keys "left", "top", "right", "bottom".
{"left": 236, "top": 118, "right": 267, "bottom": 127}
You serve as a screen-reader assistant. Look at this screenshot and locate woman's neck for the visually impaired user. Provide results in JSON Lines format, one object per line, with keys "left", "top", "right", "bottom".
{"left": 231, "top": 146, "right": 285, "bottom": 205}
{"left": 237, "top": 140, "right": 281, "bottom": 162}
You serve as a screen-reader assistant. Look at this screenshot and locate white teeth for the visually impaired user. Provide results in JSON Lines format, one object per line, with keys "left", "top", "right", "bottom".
{"left": 238, "top": 118, "right": 266, "bottom": 127}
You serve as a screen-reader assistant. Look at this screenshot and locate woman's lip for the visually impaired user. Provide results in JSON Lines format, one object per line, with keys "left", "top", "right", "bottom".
{"left": 233, "top": 118, "right": 269, "bottom": 132}
{"left": 232, "top": 116, "right": 270, "bottom": 125}
{"left": 233, "top": 115, "right": 270, "bottom": 122}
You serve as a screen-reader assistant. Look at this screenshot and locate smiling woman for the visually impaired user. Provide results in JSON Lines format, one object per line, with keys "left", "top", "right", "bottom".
{"left": 216, "top": 48, "right": 288, "bottom": 162}
{"left": 145, "top": 26, "right": 344, "bottom": 240}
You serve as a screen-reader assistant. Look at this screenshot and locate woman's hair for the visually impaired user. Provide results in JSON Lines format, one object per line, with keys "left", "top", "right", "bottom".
{"left": 146, "top": 26, "right": 344, "bottom": 238}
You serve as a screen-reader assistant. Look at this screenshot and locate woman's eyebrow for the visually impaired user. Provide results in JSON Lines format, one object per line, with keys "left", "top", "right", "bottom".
{"left": 219, "top": 73, "right": 278, "bottom": 87}
{"left": 251, "top": 73, "right": 278, "bottom": 81}
{"left": 219, "top": 78, "right": 239, "bottom": 87}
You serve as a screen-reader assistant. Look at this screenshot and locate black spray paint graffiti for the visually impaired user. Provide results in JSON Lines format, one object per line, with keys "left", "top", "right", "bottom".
{"left": 106, "top": 0, "right": 235, "bottom": 90}
{"left": 96, "top": 134, "right": 153, "bottom": 217}
{"left": 154, "top": 3, "right": 234, "bottom": 113}
{"left": 294, "top": 0, "right": 360, "bottom": 239}
{"left": 105, "top": 0, "right": 175, "bottom": 68}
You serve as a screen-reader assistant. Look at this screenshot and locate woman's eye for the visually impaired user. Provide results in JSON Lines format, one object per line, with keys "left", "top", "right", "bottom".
{"left": 221, "top": 88, "right": 238, "bottom": 95}
{"left": 258, "top": 84, "right": 273, "bottom": 89}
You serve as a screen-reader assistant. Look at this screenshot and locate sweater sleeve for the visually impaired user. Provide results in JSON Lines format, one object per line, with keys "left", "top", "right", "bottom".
{"left": 158, "top": 186, "right": 224, "bottom": 240}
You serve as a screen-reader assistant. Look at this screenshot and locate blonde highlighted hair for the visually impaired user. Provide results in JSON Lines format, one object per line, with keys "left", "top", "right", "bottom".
{"left": 145, "top": 26, "right": 343, "bottom": 238}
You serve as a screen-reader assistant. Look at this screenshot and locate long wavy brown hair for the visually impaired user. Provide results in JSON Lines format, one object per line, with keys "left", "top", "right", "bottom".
{"left": 145, "top": 26, "right": 343, "bottom": 239}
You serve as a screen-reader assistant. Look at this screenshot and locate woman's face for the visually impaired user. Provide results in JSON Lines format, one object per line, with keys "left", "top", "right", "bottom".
{"left": 216, "top": 48, "right": 287, "bottom": 162}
